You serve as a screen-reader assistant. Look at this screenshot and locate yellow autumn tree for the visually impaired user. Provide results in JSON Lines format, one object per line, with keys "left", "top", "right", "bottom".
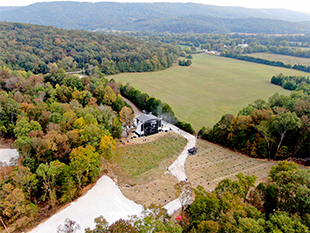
{"left": 73, "top": 117, "right": 86, "bottom": 129}
{"left": 119, "top": 106, "right": 134, "bottom": 126}
{"left": 103, "top": 85, "right": 116, "bottom": 105}
{"left": 99, "top": 135, "right": 116, "bottom": 171}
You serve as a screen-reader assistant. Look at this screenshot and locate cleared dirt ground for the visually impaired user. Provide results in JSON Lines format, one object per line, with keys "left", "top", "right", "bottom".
{"left": 185, "top": 139, "right": 277, "bottom": 192}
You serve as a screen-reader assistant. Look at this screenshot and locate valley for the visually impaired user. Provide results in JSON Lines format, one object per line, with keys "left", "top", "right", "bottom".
{"left": 113, "top": 53, "right": 308, "bottom": 129}
{"left": 0, "top": 3, "right": 309, "bottom": 231}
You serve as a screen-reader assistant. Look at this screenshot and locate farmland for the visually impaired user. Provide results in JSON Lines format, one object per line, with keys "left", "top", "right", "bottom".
{"left": 246, "top": 52, "right": 310, "bottom": 66}
{"left": 113, "top": 54, "right": 309, "bottom": 130}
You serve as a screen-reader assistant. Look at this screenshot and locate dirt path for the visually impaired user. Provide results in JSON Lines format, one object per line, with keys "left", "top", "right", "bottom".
{"left": 122, "top": 96, "right": 143, "bottom": 118}
{"left": 166, "top": 123, "right": 196, "bottom": 181}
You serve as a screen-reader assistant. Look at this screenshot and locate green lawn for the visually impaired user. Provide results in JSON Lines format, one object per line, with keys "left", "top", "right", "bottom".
{"left": 112, "top": 133, "right": 187, "bottom": 179}
{"left": 113, "top": 54, "right": 308, "bottom": 130}
{"left": 247, "top": 52, "right": 310, "bottom": 66}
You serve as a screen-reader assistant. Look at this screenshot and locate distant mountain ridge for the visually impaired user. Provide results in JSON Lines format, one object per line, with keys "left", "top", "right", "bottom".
{"left": 0, "top": 6, "right": 20, "bottom": 12}
{"left": 0, "top": 1, "right": 310, "bottom": 34}
{"left": 118, "top": 15, "right": 310, "bottom": 34}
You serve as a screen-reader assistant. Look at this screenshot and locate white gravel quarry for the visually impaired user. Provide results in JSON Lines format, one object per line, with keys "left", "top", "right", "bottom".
{"left": 29, "top": 176, "right": 144, "bottom": 233}
{"left": 0, "top": 149, "right": 19, "bottom": 166}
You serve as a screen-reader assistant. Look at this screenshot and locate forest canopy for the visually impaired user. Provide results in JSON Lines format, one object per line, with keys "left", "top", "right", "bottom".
{"left": 0, "top": 64, "right": 130, "bottom": 231}
{"left": 0, "top": 22, "right": 181, "bottom": 75}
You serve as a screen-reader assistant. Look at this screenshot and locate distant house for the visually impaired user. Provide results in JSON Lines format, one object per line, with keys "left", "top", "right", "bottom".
{"left": 204, "top": 49, "right": 220, "bottom": 55}
{"left": 134, "top": 113, "right": 162, "bottom": 137}
{"left": 237, "top": 43, "right": 249, "bottom": 48}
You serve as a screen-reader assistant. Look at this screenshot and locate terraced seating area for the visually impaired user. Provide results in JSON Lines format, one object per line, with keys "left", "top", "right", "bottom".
{"left": 185, "top": 139, "right": 276, "bottom": 191}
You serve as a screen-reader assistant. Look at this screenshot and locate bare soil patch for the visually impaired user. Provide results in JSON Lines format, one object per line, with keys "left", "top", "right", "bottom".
{"left": 185, "top": 139, "right": 277, "bottom": 192}
{"left": 0, "top": 138, "right": 14, "bottom": 149}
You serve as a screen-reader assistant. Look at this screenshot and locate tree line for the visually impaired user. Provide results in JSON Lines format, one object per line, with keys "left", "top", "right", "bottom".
{"left": 183, "top": 161, "right": 310, "bottom": 232}
{"left": 198, "top": 86, "right": 310, "bottom": 163}
{"left": 221, "top": 53, "right": 310, "bottom": 73}
{"left": 0, "top": 22, "right": 181, "bottom": 75}
{"left": 271, "top": 73, "right": 310, "bottom": 91}
{"left": 114, "top": 32, "right": 310, "bottom": 58}
{"left": 120, "top": 83, "right": 195, "bottom": 134}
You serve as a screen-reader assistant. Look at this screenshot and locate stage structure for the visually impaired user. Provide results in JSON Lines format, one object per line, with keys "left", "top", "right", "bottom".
{"left": 134, "top": 113, "right": 163, "bottom": 137}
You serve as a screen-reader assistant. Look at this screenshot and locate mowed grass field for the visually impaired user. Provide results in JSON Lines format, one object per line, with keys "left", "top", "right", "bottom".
{"left": 113, "top": 54, "right": 309, "bottom": 130}
{"left": 247, "top": 52, "right": 310, "bottom": 66}
{"left": 113, "top": 132, "right": 187, "bottom": 180}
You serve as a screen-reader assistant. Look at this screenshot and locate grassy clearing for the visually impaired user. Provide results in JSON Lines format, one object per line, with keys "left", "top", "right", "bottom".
{"left": 113, "top": 54, "right": 309, "bottom": 129}
{"left": 115, "top": 132, "right": 186, "bottom": 207}
{"left": 119, "top": 133, "right": 278, "bottom": 207}
{"left": 185, "top": 139, "right": 277, "bottom": 191}
{"left": 112, "top": 132, "right": 187, "bottom": 179}
{"left": 247, "top": 52, "right": 310, "bottom": 66}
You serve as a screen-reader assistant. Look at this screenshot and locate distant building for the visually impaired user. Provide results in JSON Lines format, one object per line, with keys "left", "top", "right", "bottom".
{"left": 134, "top": 113, "right": 162, "bottom": 137}
{"left": 237, "top": 43, "right": 249, "bottom": 48}
{"left": 204, "top": 49, "right": 220, "bottom": 55}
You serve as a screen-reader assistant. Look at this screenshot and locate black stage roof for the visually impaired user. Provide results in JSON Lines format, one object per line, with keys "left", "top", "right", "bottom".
{"left": 136, "top": 113, "right": 160, "bottom": 123}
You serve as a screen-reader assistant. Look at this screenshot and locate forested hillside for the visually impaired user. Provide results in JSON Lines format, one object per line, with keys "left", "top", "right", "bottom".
{"left": 120, "top": 16, "right": 310, "bottom": 34}
{"left": 1, "top": 2, "right": 310, "bottom": 34}
{"left": 0, "top": 64, "right": 124, "bottom": 230}
{"left": 0, "top": 22, "right": 180, "bottom": 74}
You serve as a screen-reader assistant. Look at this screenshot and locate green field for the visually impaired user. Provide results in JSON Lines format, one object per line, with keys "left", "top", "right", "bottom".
{"left": 113, "top": 54, "right": 308, "bottom": 130}
{"left": 113, "top": 132, "right": 187, "bottom": 179}
{"left": 247, "top": 52, "right": 310, "bottom": 66}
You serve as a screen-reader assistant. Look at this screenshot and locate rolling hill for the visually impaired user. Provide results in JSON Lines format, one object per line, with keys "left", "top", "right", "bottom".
{"left": 0, "top": 2, "right": 310, "bottom": 34}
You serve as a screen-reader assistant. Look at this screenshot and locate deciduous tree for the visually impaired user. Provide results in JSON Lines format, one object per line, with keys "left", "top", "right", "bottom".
{"left": 69, "top": 145, "right": 100, "bottom": 190}
{"left": 36, "top": 160, "right": 65, "bottom": 208}
{"left": 119, "top": 106, "right": 134, "bottom": 126}
{"left": 272, "top": 112, "right": 301, "bottom": 157}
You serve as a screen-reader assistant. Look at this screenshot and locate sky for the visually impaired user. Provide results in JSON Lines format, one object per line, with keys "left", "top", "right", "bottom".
{"left": 1, "top": 0, "right": 310, "bottom": 14}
